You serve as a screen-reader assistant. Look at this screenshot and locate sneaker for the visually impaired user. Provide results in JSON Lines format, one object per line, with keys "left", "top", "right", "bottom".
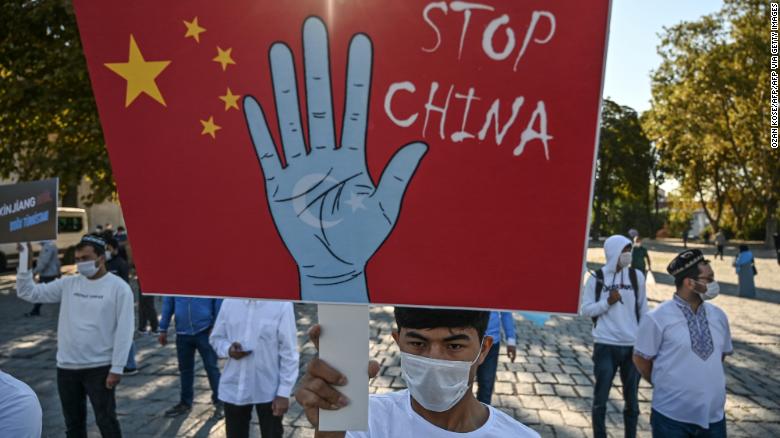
{"left": 213, "top": 401, "right": 224, "bottom": 419}
{"left": 164, "top": 402, "right": 192, "bottom": 417}
{"left": 123, "top": 367, "right": 138, "bottom": 376}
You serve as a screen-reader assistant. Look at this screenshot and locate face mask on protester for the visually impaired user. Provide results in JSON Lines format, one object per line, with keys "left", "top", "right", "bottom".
{"left": 77, "top": 260, "right": 99, "bottom": 278}
{"left": 694, "top": 279, "right": 720, "bottom": 300}
{"left": 618, "top": 252, "right": 632, "bottom": 268}
{"left": 105, "top": 252, "right": 113, "bottom": 261}
{"left": 400, "top": 338, "right": 484, "bottom": 412}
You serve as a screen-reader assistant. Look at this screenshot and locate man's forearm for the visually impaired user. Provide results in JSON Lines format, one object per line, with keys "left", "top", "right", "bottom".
{"left": 633, "top": 355, "right": 653, "bottom": 383}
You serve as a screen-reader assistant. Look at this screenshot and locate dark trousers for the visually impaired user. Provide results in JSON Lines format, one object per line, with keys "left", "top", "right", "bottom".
{"left": 176, "top": 330, "right": 221, "bottom": 405}
{"left": 651, "top": 409, "right": 726, "bottom": 438}
{"left": 715, "top": 245, "right": 724, "bottom": 260}
{"left": 138, "top": 291, "right": 158, "bottom": 332}
{"left": 592, "top": 343, "right": 640, "bottom": 438}
{"left": 57, "top": 366, "right": 122, "bottom": 438}
{"left": 29, "top": 275, "right": 57, "bottom": 314}
{"left": 224, "top": 402, "right": 283, "bottom": 438}
{"left": 476, "top": 343, "right": 501, "bottom": 404}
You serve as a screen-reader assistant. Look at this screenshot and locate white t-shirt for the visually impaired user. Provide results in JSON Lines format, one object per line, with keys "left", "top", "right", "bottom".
{"left": 634, "top": 297, "right": 733, "bottom": 428}
{"left": 0, "top": 371, "right": 42, "bottom": 438}
{"left": 345, "top": 390, "right": 539, "bottom": 438}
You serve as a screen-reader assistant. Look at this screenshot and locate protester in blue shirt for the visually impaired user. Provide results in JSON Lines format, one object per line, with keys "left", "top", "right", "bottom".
{"left": 158, "top": 296, "right": 223, "bottom": 418}
{"left": 475, "top": 311, "right": 517, "bottom": 404}
{"left": 733, "top": 245, "right": 756, "bottom": 298}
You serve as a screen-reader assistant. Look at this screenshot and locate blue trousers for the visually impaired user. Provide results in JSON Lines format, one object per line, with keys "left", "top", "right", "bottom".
{"left": 175, "top": 330, "right": 221, "bottom": 405}
{"left": 651, "top": 409, "right": 726, "bottom": 438}
{"left": 592, "top": 343, "right": 640, "bottom": 438}
{"left": 476, "top": 343, "right": 501, "bottom": 405}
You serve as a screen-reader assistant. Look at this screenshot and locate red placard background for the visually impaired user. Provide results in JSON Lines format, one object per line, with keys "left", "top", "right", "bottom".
{"left": 72, "top": 0, "right": 610, "bottom": 313}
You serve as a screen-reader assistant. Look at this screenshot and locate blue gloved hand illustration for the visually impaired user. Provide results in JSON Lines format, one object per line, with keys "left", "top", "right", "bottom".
{"left": 243, "top": 17, "right": 427, "bottom": 303}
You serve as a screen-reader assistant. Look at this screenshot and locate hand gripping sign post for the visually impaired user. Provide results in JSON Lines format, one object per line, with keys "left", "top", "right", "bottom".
{"left": 73, "top": 0, "right": 611, "bottom": 430}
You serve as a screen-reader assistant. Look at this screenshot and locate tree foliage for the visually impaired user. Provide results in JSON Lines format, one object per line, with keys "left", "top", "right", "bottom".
{"left": 591, "top": 99, "right": 655, "bottom": 239}
{"left": 0, "top": 0, "right": 112, "bottom": 206}
{"left": 644, "top": 0, "right": 778, "bottom": 243}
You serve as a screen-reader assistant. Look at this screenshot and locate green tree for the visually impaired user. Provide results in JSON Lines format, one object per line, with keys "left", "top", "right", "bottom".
{"left": 591, "top": 99, "right": 654, "bottom": 239}
{"left": 646, "top": 0, "right": 778, "bottom": 244}
{"left": 0, "top": 0, "right": 113, "bottom": 206}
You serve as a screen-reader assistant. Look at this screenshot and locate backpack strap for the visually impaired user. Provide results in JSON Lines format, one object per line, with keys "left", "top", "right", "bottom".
{"left": 629, "top": 268, "right": 640, "bottom": 323}
{"left": 592, "top": 269, "right": 604, "bottom": 326}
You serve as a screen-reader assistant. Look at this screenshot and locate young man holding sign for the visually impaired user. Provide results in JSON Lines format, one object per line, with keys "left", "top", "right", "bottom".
{"left": 15, "top": 235, "right": 134, "bottom": 438}
{"left": 295, "top": 307, "right": 539, "bottom": 437}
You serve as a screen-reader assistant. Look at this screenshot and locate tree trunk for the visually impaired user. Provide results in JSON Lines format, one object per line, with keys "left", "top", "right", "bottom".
{"left": 62, "top": 181, "right": 79, "bottom": 207}
{"left": 766, "top": 201, "right": 778, "bottom": 248}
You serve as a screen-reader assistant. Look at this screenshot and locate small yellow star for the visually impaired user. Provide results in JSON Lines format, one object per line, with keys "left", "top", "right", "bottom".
{"left": 104, "top": 35, "right": 171, "bottom": 107}
{"left": 200, "top": 116, "right": 221, "bottom": 139}
{"left": 183, "top": 17, "right": 206, "bottom": 43}
{"left": 219, "top": 87, "right": 241, "bottom": 111}
{"left": 213, "top": 46, "right": 236, "bottom": 71}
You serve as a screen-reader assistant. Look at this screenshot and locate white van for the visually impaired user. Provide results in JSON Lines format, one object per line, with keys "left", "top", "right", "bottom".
{"left": 0, "top": 207, "right": 89, "bottom": 271}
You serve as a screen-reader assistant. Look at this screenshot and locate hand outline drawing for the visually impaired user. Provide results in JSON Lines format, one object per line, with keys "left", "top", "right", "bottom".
{"left": 243, "top": 17, "right": 427, "bottom": 303}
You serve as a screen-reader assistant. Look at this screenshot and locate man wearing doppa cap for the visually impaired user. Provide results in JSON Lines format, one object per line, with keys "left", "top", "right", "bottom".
{"left": 15, "top": 235, "right": 134, "bottom": 438}
{"left": 633, "top": 249, "right": 732, "bottom": 438}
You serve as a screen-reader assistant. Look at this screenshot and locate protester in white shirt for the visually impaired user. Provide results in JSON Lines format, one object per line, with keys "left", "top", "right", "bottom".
{"left": 15, "top": 235, "right": 134, "bottom": 438}
{"left": 633, "top": 249, "right": 732, "bottom": 438}
{"left": 295, "top": 307, "right": 539, "bottom": 438}
{"left": 580, "top": 235, "right": 648, "bottom": 438}
{"left": 210, "top": 299, "right": 299, "bottom": 438}
{"left": 0, "top": 370, "right": 42, "bottom": 438}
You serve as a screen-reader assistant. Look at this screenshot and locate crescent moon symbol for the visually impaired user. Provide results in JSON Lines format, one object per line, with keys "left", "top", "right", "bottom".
{"left": 292, "top": 173, "right": 343, "bottom": 229}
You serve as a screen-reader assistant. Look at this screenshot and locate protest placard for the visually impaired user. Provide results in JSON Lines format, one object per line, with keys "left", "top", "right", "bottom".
{"left": 73, "top": 0, "right": 611, "bottom": 313}
{"left": 0, "top": 179, "right": 58, "bottom": 244}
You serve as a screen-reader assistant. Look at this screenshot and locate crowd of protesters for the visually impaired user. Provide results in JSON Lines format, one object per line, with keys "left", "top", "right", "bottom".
{"left": 0, "top": 226, "right": 751, "bottom": 438}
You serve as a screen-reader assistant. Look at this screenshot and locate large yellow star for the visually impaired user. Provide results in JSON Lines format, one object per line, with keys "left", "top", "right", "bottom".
{"left": 219, "top": 88, "right": 241, "bottom": 111}
{"left": 200, "top": 116, "right": 221, "bottom": 139}
{"left": 213, "top": 47, "right": 236, "bottom": 71}
{"left": 104, "top": 35, "right": 171, "bottom": 107}
{"left": 183, "top": 17, "right": 206, "bottom": 43}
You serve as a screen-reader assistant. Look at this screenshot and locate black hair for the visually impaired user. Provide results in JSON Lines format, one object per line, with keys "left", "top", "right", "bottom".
{"left": 739, "top": 245, "right": 749, "bottom": 252}
{"left": 105, "top": 237, "right": 119, "bottom": 250}
{"left": 674, "top": 261, "right": 709, "bottom": 289}
{"left": 117, "top": 226, "right": 126, "bottom": 231}
{"left": 394, "top": 307, "right": 490, "bottom": 340}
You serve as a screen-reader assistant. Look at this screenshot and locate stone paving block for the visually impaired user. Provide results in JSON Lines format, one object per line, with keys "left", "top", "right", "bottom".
{"left": 534, "top": 383, "right": 555, "bottom": 396}
{"left": 538, "top": 409, "right": 563, "bottom": 425}
{"left": 575, "top": 385, "right": 594, "bottom": 398}
{"left": 516, "top": 371, "right": 537, "bottom": 383}
{"left": 494, "top": 382, "right": 515, "bottom": 395}
{"left": 562, "top": 410, "right": 590, "bottom": 428}
{"left": 555, "top": 385, "right": 578, "bottom": 398}
{"left": 535, "top": 372, "right": 557, "bottom": 384}
{"left": 519, "top": 394, "right": 547, "bottom": 410}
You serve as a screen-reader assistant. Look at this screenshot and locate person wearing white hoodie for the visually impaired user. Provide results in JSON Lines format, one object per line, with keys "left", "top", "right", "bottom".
{"left": 15, "top": 235, "right": 134, "bottom": 438}
{"left": 580, "top": 235, "right": 648, "bottom": 438}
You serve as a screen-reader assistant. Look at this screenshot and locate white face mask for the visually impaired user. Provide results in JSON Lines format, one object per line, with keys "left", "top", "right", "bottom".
{"left": 400, "top": 339, "right": 484, "bottom": 412}
{"left": 618, "top": 252, "right": 632, "bottom": 268}
{"left": 105, "top": 252, "right": 113, "bottom": 261}
{"left": 695, "top": 280, "right": 720, "bottom": 300}
{"left": 77, "top": 260, "right": 99, "bottom": 278}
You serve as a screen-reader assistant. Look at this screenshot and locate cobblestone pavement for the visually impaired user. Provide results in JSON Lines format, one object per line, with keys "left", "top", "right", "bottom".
{"left": 1, "top": 239, "right": 778, "bottom": 437}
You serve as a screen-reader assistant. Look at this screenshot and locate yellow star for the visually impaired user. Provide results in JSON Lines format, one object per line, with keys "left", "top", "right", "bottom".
{"left": 219, "top": 88, "right": 241, "bottom": 111}
{"left": 200, "top": 116, "right": 221, "bottom": 139}
{"left": 183, "top": 17, "right": 206, "bottom": 43}
{"left": 213, "top": 46, "right": 236, "bottom": 71}
{"left": 104, "top": 35, "right": 171, "bottom": 107}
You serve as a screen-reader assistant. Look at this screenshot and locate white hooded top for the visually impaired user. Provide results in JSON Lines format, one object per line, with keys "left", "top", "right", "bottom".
{"left": 580, "top": 235, "right": 649, "bottom": 346}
